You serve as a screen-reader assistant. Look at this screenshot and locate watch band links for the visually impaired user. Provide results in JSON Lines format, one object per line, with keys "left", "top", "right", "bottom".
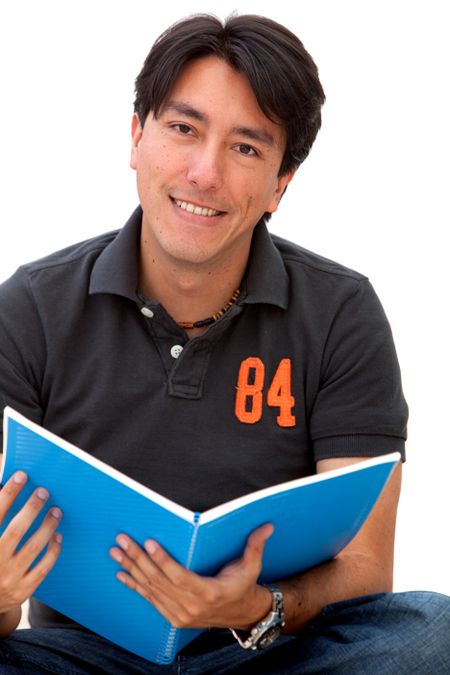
{"left": 229, "top": 583, "right": 285, "bottom": 650}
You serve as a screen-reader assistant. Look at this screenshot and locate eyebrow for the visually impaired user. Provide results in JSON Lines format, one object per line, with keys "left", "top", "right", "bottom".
{"left": 163, "top": 101, "right": 205, "bottom": 122}
{"left": 162, "top": 100, "right": 276, "bottom": 148}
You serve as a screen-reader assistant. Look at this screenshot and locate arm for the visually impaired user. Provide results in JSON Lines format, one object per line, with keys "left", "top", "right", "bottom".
{"left": 280, "top": 456, "right": 401, "bottom": 632}
{"left": 0, "top": 272, "right": 61, "bottom": 636}
{"left": 109, "top": 455, "right": 401, "bottom": 632}
{"left": 0, "top": 606, "right": 22, "bottom": 638}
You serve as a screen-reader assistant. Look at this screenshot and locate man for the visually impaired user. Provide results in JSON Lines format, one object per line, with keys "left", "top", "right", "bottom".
{"left": 0, "top": 13, "right": 448, "bottom": 674}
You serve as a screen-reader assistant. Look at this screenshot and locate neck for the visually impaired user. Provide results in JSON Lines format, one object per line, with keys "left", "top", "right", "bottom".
{"left": 138, "top": 246, "right": 248, "bottom": 335}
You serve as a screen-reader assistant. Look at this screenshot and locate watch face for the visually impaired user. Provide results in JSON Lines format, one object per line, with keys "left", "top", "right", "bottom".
{"left": 257, "top": 625, "right": 283, "bottom": 650}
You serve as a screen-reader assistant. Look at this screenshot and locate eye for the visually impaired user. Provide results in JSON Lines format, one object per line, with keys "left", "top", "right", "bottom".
{"left": 235, "top": 143, "right": 257, "bottom": 157}
{"left": 172, "top": 123, "right": 193, "bottom": 135}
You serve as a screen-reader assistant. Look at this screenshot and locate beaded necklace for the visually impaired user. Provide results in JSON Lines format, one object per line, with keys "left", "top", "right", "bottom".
{"left": 176, "top": 289, "right": 241, "bottom": 330}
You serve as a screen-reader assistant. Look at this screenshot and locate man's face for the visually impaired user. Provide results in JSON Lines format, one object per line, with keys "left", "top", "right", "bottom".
{"left": 130, "top": 55, "right": 294, "bottom": 272}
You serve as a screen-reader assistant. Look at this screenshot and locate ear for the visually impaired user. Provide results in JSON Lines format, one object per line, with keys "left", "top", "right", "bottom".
{"left": 130, "top": 113, "right": 143, "bottom": 170}
{"left": 266, "top": 170, "right": 296, "bottom": 214}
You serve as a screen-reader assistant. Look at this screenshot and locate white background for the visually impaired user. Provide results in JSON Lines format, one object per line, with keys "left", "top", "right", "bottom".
{"left": 1, "top": 0, "right": 448, "bottom": 601}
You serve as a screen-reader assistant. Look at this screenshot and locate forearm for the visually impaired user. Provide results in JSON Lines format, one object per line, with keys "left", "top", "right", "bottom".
{"left": 270, "top": 458, "right": 401, "bottom": 634}
{"left": 279, "top": 549, "right": 393, "bottom": 634}
{"left": 0, "top": 605, "right": 22, "bottom": 638}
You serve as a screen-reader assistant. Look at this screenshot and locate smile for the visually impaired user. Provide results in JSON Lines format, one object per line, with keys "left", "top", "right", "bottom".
{"left": 173, "top": 198, "right": 223, "bottom": 217}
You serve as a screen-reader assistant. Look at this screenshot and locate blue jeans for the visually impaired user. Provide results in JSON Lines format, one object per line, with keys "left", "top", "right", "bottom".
{"left": 0, "top": 592, "right": 448, "bottom": 674}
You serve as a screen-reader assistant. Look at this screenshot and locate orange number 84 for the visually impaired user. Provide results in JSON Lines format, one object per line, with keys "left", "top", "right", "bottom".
{"left": 235, "top": 357, "right": 296, "bottom": 427}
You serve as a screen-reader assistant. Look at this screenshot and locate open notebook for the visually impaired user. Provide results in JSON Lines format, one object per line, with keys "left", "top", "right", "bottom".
{"left": 1, "top": 406, "right": 400, "bottom": 664}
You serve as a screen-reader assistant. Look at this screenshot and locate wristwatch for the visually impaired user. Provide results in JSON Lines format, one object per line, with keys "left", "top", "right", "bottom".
{"left": 229, "top": 584, "right": 285, "bottom": 650}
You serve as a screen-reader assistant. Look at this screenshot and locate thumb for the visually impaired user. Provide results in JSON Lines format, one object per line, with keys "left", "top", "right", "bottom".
{"left": 218, "top": 523, "right": 274, "bottom": 581}
{"left": 243, "top": 523, "right": 274, "bottom": 568}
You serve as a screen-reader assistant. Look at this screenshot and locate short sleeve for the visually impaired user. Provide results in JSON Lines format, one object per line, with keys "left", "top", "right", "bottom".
{"left": 310, "top": 278, "right": 408, "bottom": 461}
{"left": 0, "top": 268, "right": 46, "bottom": 445}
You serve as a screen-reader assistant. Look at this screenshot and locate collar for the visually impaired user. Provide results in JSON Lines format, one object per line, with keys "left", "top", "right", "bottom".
{"left": 242, "top": 218, "right": 289, "bottom": 309}
{"left": 89, "top": 207, "right": 288, "bottom": 309}
{"left": 89, "top": 207, "right": 142, "bottom": 300}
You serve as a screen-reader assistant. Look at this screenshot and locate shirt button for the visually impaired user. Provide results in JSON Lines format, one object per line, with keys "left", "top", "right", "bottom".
{"left": 141, "top": 307, "right": 154, "bottom": 318}
{"left": 170, "top": 345, "right": 183, "bottom": 359}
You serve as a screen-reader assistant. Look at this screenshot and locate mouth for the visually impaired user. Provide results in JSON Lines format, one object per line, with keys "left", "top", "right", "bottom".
{"left": 171, "top": 197, "right": 225, "bottom": 218}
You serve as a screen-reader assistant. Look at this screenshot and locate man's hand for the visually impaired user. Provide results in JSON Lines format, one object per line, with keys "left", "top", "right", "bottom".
{"left": 109, "top": 523, "right": 274, "bottom": 630}
{"left": 0, "top": 471, "right": 63, "bottom": 617}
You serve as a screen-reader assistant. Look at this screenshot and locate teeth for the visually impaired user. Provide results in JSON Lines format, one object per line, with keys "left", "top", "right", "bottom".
{"left": 174, "top": 199, "right": 221, "bottom": 217}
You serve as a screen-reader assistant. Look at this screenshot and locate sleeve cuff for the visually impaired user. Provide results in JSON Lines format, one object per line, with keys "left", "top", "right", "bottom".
{"left": 314, "top": 434, "right": 406, "bottom": 462}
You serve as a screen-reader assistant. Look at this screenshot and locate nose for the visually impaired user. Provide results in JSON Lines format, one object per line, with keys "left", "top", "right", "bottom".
{"left": 186, "top": 143, "right": 223, "bottom": 191}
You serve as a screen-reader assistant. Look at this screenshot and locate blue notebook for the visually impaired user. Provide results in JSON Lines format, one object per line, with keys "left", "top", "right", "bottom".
{"left": 0, "top": 407, "right": 400, "bottom": 664}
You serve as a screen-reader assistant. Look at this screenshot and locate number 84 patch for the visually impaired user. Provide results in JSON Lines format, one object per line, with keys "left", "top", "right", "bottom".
{"left": 235, "top": 357, "right": 296, "bottom": 427}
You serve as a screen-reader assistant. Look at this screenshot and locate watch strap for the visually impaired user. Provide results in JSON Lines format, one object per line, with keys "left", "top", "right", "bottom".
{"left": 229, "top": 584, "right": 285, "bottom": 650}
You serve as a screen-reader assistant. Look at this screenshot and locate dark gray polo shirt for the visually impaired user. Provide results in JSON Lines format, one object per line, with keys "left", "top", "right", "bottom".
{"left": 0, "top": 206, "right": 407, "bottom": 513}
{"left": 0, "top": 206, "right": 408, "bottom": 629}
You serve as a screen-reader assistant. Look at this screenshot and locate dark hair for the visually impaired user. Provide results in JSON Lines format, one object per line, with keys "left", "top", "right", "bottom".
{"left": 134, "top": 14, "right": 325, "bottom": 177}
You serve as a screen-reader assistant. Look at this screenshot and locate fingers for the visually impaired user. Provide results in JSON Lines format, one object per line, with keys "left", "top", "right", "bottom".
{"left": 110, "top": 541, "right": 155, "bottom": 589}
{"left": 143, "top": 539, "right": 195, "bottom": 587}
{"left": 2, "top": 533, "right": 64, "bottom": 610}
{"left": 110, "top": 537, "right": 196, "bottom": 626}
{"left": 0, "top": 471, "right": 63, "bottom": 571}
{"left": 111, "top": 535, "right": 189, "bottom": 589}
{"left": 114, "top": 535, "right": 203, "bottom": 592}
{"left": 115, "top": 563, "right": 188, "bottom": 627}
{"left": 24, "top": 532, "right": 63, "bottom": 593}
{"left": 112, "top": 524, "right": 274, "bottom": 593}
{"left": 0, "top": 473, "right": 63, "bottom": 612}
{"left": 108, "top": 526, "right": 275, "bottom": 630}
{"left": 0, "top": 485, "right": 54, "bottom": 558}
{"left": 0, "top": 471, "right": 28, "bottom": 524}
{"left": 111, "top": 537, "right": 220, "bottom": 629}
{"left": 16, "top": 506, "right": 63, "bottom": 573}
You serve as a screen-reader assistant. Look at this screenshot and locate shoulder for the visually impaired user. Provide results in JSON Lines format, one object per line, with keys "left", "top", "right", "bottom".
{"left": 268, "top": 232, "right": 374, "bottom": 318}
{"left": 270, "top": 232, "right": 367, "bottom": 284}
{"left": 21, "top": 230, "right": 118, "bottom": 277}
{"left": 0, "top": 230, "right": 118, "bottom": 301}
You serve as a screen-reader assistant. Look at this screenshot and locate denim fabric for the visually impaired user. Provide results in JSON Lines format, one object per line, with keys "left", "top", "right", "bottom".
{"left": 0, "top": 592, "right": 448, "bottom": 674}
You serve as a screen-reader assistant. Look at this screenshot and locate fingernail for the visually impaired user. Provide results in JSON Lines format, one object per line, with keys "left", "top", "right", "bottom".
{"left": 112, "top": 550, "right": 124, "bottom": 563}
{"left": 117, "top": 536, "right": 128, "bottom": 550}
{"left": 36, "top": 488, "right": 49, "bottom": 500}
{"left": 13, "top": 471, "right": 26, "bottom": 484}
{"left": 54, "top": 533, "right": 62, "bottom": 544}
{"left": 144, "top": 540, "right": 157, "bottom": 555}
{"left": 50, "top": 507, "right": 62, "bottom": 520}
